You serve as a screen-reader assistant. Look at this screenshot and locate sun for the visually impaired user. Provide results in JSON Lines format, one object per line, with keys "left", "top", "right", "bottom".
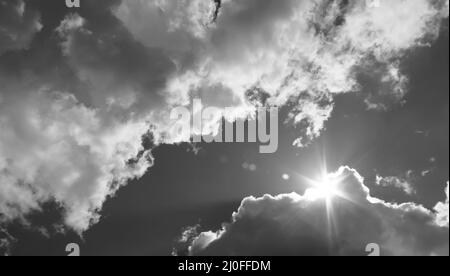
{"left": 319, "top": 174, "right": 341, "bottom": 197}
{"left": 305, "top": 173, "right": 341, "bottom": 200}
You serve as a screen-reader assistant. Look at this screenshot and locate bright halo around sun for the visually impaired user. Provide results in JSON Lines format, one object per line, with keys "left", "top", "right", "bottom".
{"left": 304, "top": 171, "right": 343, "bottom": 200}
{"left": 314, "top": 175, "right": 340, "bottom": 198}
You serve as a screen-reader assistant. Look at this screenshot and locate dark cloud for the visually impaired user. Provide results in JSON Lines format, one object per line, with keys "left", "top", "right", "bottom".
{"left": 56, "top": 12, "right": 175, "bottom": 113}
{"left": 0, "top": 0, "right": 41, "bottom": 55}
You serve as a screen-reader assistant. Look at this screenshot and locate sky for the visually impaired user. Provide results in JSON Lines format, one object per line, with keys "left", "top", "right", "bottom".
{"left": 0, "top": 0, "right": 449, "bottom": 256}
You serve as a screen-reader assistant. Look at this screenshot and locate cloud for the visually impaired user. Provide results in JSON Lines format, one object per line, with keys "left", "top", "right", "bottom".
{"left": 434, "top": 182, "right": 449, "bottom": 227}
{"left": 56, "top": 13, "right": 175, "bottom": 116}
{"left": 0, "top": 0, "right": 42, "bottom": 55}
{"left": 0, "top": 228, "right": 16, "bottom": 256}
{"left": 117, "top": 0, "right": 449, "bottom": 146}
{"left": 176, "top": 167, "right": 449, "bottom": 256}
{"left": 0, "top": 3, "right": 173, "bottom": 233}
{"left": 0, "top": 89, "right": 153, "bottom": 232}
{"left": 375, "top": 174, "right": 416, "bottom": 195}
{"left": 172, "top": 224, "right": 202, "bottom": 256}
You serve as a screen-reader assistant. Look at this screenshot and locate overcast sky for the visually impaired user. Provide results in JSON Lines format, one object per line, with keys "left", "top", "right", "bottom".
{"left": 0, "top": 0, "right": 449, "bottom": 256}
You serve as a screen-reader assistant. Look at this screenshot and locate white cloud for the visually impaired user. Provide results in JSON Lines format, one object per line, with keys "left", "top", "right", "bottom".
{"left": 117, "top": 0, "right": 449, "bottom": 145}
{"left": 375, "top": 175, "right": 416, "bottom": 195}
{"left": 0, "top": 89, "right": 153, "bottom": 232}
{"left": 434, "top": 182, "right": 449, "bottom": 227}
{"left": 176, "top": 167, "right": 449, "bottom": 256}
{"left": 0, "top": 10, "right": 192, "bottom": 234}
{"left": 0, "top": 10, "right": 181, "bottom": 234}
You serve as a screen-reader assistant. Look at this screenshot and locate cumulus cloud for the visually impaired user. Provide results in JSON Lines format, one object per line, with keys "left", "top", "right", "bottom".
{"left": 117, "top": 0, "right": 449, "bottom": 146}
{"left": 0, "top": 89, "right": 153, "bottom": 232}
{"left": 434, "top": 183, "right": 449, "bottom": 227}
{"left": 375, "top": 173, "right": 416, "bottom": 195}
{"left": 175, "top": 167, "right": 449, "bottom": 256}
{"left": 0, "top": 0, "right": 42, "bottom": 55}
{"left": 0, "top": 0, "right": 192, "bottom": 235}
{"left": 0, "top": 3, "right": 163, "bottom": 232}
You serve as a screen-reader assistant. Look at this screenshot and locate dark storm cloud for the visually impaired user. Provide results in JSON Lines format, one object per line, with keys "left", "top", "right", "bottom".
{"left": 178, "top": 167, "right": 449, "bottom": 256}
